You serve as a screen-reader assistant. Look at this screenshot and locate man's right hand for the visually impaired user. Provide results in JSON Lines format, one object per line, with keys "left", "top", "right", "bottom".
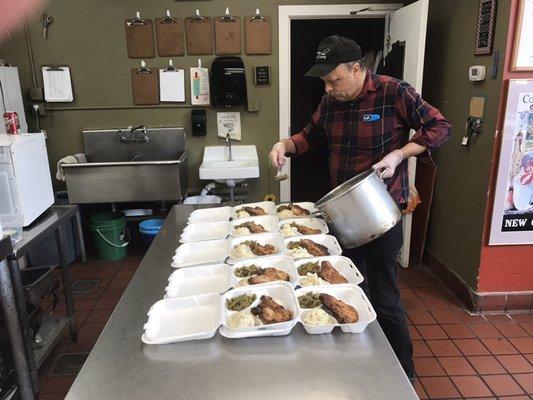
{"left": 269, "top": 142, "right": 287, "bottom": 168}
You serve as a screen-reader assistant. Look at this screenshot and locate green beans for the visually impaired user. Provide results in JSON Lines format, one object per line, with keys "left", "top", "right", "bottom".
{"left": 226, "top": 294, "right": 257, "bottom": 311}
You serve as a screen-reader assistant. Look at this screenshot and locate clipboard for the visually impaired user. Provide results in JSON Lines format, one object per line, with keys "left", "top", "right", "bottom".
{"left": 215, "top": 14, "right": 241, "bottom": 55}
{"left": 159, "top": 61, "right": 185, "bottom": 102}
{"left": 155, "top": 13, "right": 184, "bottom": 57}
{"left": 245, "top": 15, "right": 271, "bottom": 55}
{"left": 41, "top": 64, "right": 74, "bottom": 102}
{"left": 185, "top": 14, "right": 213, "bottom": 55}
{"left": 125, "top": 16, "right": 155, "bottom": 59}
{"left": 131, "top": 64, "right": 159, "bottom": 105}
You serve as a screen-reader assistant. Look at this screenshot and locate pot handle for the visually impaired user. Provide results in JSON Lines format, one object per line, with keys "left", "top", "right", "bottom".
{"left": 313, "top": 210, "right": 332, "bottom": 224}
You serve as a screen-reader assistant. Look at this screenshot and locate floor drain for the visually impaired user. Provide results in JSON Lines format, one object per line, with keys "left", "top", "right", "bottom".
{"left": 50, "top": 353, "right": 89, "bottom": 376}
{"left": 71, "top": 280, "right": 100, "bottom": 293}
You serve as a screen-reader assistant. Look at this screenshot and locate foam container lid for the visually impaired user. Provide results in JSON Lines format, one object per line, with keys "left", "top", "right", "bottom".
{"left": 180, "top": 220, "right": 231, "bottom": 243}
{"left": 276, "top": 202, "right": 318, "bottom": 220}
{"left": 278, "top": 217, "right": 329, "bottom": 237}
{"left": 294, "top": 255, "right": 363, "bottom": 287}
{"left": 172, "top": 239, "right": 228, "bottom": 268}
{"left": 284, "top": 234, "right": 343, "bottom": 259}
{"left": 187, "top": 206, "right": 232, "bottom": 224}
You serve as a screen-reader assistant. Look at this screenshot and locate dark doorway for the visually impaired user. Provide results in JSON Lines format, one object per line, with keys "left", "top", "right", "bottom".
{"left": 290, "top": 18, "right": 385, "bottom": 201}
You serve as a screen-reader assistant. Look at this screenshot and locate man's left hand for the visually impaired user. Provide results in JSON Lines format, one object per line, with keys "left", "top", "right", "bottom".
{"left": 372, "top": 149, "right": 404, "bottom": 179}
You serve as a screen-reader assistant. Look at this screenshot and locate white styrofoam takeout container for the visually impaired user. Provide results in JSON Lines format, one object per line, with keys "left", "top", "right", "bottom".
{"left": 294, "top": 256, "right": 363, "bottom": 287}
{"left": 295, "top": 284, "right": 376, "bottom": 334}
{"left": 276, "top": 202, "right": 318, "bottom": 220}
{"left": 230, "top": 215, "right": 280, "bottom": 236}
{"left": 142, "top": 282, "right": 299, "bottom": 343}
{"left": 172, "top": 239, "right": 228, "bottom": 268}
{"left": 180, "top": 220, "right": 231, "bottom": 243}
{"left": 229, "top": 255, "right": 298, "bottom": 288}
{"left": 187, "top": 206, "right": 232, "bottom": 224}
{"left": 278, "top": 217, "right": 329, "bottom": 237}
{"left": 165, "top": 256, "right": 298, "bottom": 298}
{"left": 284, "top": 234, "right": 343, "bottom": 259}
{"left": 231, "top": 201, "right": 276, "bottom": 220}
{"left": 227, "top": 233, "right": 285, "bottom": 264}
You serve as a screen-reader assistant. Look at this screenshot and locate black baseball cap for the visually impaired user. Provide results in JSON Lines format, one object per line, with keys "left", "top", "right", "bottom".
{"left": 304, "top": 35, "right": 363, "bottom": 78}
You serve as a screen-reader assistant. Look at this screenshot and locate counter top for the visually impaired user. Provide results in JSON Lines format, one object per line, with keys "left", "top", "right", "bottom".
{"left": 65, "top": 205, "right": 417, "bottom": 400}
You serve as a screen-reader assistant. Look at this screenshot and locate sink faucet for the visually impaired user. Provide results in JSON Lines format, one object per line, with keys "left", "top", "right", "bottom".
{"left": 225, "top": 133, "right": 233, "bottom": 161}
{"left": 130, "top": 125, "right": 149, "bottom": 143}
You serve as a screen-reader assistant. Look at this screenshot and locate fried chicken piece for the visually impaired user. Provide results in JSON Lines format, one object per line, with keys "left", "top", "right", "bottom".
{"left": 319, "top": 294, "right": 358, "bottom": 324}
{"left": 235, "top": 221, "right": 267, "bottom": 233}
{"left": 318, "top": 261, "right": 348, "bottom": 284}
{"left": 300, "top": 239, "right": 329, "bottom": 257}
{"left": 290, "top": 204, "right": 310, "bottom": 216}
{"left": 243, "top": 241, "right": 276, "bottom": 256}
{"left": 290, "top": 222, "right": 321, "bottom": 235}
{"left": 248, "top": 267, "right": 290, "bottom": 285}
{"left": 241, "top": 206, "right": 267, "bottom": 216}
{"left": 251, "top": 295, "right": 293, "bottom": 324}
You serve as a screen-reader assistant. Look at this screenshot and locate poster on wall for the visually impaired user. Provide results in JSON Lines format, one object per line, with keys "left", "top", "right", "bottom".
{"left": 489, "top": 79, "right": 533, "bottom": 245}
{"left": 511, "top": 0, "right": 533, "bottom": 70}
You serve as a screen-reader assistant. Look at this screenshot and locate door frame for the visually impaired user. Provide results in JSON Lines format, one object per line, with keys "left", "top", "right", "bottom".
{"left": 278, "top": 3, "right": 403, "bottom": 202}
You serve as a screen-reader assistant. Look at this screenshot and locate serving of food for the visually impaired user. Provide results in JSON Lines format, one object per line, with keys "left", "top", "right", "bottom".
{"left": 280, "top": 221, "right": 322, "bottom": 237}
{"left": 286, "top": 239, "right": 330, "bottom": 258}
{"left": 231, "top": 240, "right": 277, "bottom": 259}
{"left": 233, "top": 221, "right": 268, "bottom": 236}
{"left": 235, "top": 206, "right": 268, "bottom": 219}
{"left": 225, "top": 294, "right": 293, "bottom": 329}
{"left": 297, "top": 292, "right": 359, "bottom": 326}
{"left": 277, "top": 203, "right": 311, "bottom": 219}
{"left": 297, "top": 260, "right": 348, "bottom": 286}
{"left": 234, "top": 264, "right": 290, "bottom": 287}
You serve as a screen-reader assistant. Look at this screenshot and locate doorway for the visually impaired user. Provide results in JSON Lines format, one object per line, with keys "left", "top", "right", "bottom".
{"left": 290, "top": 18, "right": 385, "bottom": 201}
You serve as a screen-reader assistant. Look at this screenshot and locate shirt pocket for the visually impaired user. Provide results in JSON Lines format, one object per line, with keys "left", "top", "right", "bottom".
{"left": 351, "top": 111, "right": 395, "bottom": 152}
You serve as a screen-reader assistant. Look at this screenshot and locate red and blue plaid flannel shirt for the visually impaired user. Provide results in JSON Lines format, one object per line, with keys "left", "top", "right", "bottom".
{"left": 290, "top": 73, "right": 452, "bottom": 205}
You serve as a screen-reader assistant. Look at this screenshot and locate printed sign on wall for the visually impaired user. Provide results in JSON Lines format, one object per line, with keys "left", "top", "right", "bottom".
{"left": 217, "top": 112, "right": 241, "bottom": 140}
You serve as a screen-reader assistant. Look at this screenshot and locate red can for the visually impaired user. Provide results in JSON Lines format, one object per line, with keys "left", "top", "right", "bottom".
{"left": 3, "top": 111, "right": 20, "bottom": 134}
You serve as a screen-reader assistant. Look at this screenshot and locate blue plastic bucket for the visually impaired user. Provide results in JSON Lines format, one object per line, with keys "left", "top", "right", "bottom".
{"left": 139, "top": 219, "right": 164, "bottom": 244}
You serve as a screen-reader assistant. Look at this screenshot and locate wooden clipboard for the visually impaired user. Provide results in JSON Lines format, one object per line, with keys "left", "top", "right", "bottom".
{"left": 155, "top": 17, "right": 184, "bottom": 56}
{"left": 245, "top": 16, "right": 271, "bottom": 55}
{"left": 215, "top": 16, "right": 241, "bottom": 55}
{"left": 125, "top": 19, "right": 155, "bottom": 58}
{"left": 131, "top": 68, "right": 159, "bottom": 105}
{"left": 185, "top": 17, "right": 213, "bottom": 55}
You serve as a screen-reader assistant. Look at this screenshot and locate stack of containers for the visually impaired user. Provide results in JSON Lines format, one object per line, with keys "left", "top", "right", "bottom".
{"left": 142, "top": 201, "right": 377, "bottom": 344}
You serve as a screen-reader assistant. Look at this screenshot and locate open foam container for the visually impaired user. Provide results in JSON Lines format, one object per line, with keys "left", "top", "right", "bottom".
{"left": 294, "top": 256, "right": 364, "bottom": 287}
{"left": 284, "top": 234, "right": 343, "bottom": 259}
{"left": 230, "top": 215, "right": 280, "bottom": 236}
{"left": 278, "top": 217, "right": 329, "bottom": 237}
{"left": 276, "top": 202, "right": 318, "bottom": 220}
{"left": 165, "top": 256, "right": 298, "bottom": 298}
{"left": 227, "top": 233, "right": 285, "bottom": 264}
{"left": 231, "top": 201, "right": 277, "bottom": 220}
{"left": 143, "top": 282, "right": 299, "bottom": 343}
{"left": 143, "top": 283, "right": 376, "bottom": 344}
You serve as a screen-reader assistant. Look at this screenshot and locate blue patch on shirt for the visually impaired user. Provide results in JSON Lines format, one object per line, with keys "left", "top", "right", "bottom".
{"left": 362, "top": 114, "right": 381, "bottom": 122}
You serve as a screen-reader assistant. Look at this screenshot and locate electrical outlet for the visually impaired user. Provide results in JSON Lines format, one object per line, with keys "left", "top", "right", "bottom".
{"left": 248, "top": 100, "right": 260, "bottom": 112}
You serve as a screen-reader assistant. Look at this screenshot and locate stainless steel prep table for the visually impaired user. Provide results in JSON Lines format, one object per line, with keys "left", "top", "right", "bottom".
{"left": 66, "top": 205, "right": 417, "bottom": 400}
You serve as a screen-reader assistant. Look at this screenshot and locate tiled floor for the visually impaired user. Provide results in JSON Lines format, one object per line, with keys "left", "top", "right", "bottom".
{"left": 36, "top": 258, "right": 532, "bottom": 400}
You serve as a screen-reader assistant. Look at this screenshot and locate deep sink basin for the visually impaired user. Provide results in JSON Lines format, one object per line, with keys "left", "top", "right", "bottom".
{"left": 199, "top": 145, "right": 259, "bottom": 185}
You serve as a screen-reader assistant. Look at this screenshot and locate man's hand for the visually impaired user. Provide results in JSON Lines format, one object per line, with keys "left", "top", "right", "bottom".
{"left": 372, "top": 149, "right": 403, "bottom": 179}
{"left": 269, "top": 142, "right": 287, "bottom": 168}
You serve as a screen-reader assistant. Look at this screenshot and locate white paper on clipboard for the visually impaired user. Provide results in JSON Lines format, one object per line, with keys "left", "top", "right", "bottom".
{"left": 159, "top": 69, "right": 185, "bottom": 102}
{"left": 190, "top": 67, "right": 210, "bottom": 105}
{"left": 41, "top": 66, "right": 73, "bottom": 102}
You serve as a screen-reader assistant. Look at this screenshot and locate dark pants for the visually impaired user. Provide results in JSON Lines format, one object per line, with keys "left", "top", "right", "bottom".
{"left": 343, "top": 221, "right": 414, "bottom": 378}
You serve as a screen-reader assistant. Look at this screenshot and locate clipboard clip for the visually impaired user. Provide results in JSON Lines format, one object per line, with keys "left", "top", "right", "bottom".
{"left": 46, "top": 60, "right": 63, "bottom": 71}
{"left": 252, "top": 8, "right": 265, "bottom": 22}
{"left": 137, "top": 60, "right": 151, "bottom": 74}
{"left": 220, "top": 7, "right": 235, "bottom": 22}
{"left": 192, "top": 9, "right": 206, "bottom": 22}
{"left": 164, "top": 59, "right": 176, "bottom": 72}
{"left": 162, "top": 10, "right": 176, "bottom": 24}
{"left": 128, "top": 11, "right": 146, "bottom": 26}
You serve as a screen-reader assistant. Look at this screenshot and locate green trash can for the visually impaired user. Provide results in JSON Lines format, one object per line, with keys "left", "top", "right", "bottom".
{"left": 90, "top": 212, "right": 129, "bottom": 261}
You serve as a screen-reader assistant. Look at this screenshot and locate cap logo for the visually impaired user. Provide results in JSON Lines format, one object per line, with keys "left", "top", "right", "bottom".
{"left": 316, "top": 48, "right": 330, "bottom": 60}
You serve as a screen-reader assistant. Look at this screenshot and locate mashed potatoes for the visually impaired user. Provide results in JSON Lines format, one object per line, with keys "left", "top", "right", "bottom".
{"left": 236, "top": 210, "right": 251, "bottom": 219}
{"left": 231, "top": 243, "right": 255, "bottom": 259}
{"left": 299, "top": 273, "right": 323, "bottom": 287}
{"left": 277, "top": 209, "right": 295, "bottom": 219}
{"left": 280, "top": 223, "right": 299, "bottom": 237}
{"left": 234, "top": 226, "right": 251, "bottom": 236}
{"left": 235, "top": 278, "right": 250, "bottom": 287}
{"left": 228, "top": 310, "right": 256, "bottom": 328}
{"left": 287, "top": 247, "right": 312, "bottom": 259}
{"left": 303, "top": 308, "right": 332, "bottom": 326}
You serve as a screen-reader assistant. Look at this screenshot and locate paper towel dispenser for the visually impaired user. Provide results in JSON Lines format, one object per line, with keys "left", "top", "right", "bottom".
{"left": 210, "top": 56, "right": 247, "bottom": 108}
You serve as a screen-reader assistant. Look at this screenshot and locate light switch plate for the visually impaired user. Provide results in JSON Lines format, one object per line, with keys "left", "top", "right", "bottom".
{"left": 248, "top": 99, "right": 260, "bottom": 112}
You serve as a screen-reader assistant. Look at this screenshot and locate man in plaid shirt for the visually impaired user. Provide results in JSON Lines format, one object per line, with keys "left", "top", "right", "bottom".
{"left": 269, "top": 35, "right": 451, "bottom": 381}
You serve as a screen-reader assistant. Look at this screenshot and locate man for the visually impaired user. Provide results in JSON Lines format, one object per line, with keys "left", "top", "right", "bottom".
{"left": 269, "top": 35, "right": 451, "bottom": 380}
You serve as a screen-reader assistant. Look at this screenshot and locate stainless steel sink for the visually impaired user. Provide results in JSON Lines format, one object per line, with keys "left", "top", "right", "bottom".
{"left": 63, "top": 127, "right": 188, "bottom": 204}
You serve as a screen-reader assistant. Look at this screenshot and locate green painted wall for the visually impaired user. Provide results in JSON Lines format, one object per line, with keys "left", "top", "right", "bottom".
{"left": 422, "top": 0, "right": 510, "bottom": 289}
{"left": 0, "top": 0, "right": 389, "bottom": 201}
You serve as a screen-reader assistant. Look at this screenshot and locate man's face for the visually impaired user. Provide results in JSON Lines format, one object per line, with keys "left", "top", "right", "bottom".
{"left": 321, "top": 63, "right": 362, "bottom": 101}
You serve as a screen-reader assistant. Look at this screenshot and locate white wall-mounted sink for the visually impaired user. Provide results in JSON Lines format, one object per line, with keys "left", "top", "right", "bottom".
{"left": 199, "top": 145, "right": 259, "bottom": 185}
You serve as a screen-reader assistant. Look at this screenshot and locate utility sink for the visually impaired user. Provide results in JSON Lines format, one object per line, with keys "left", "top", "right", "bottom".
{"left": 199, "top": 145, "right": 259, "bottom": 186}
